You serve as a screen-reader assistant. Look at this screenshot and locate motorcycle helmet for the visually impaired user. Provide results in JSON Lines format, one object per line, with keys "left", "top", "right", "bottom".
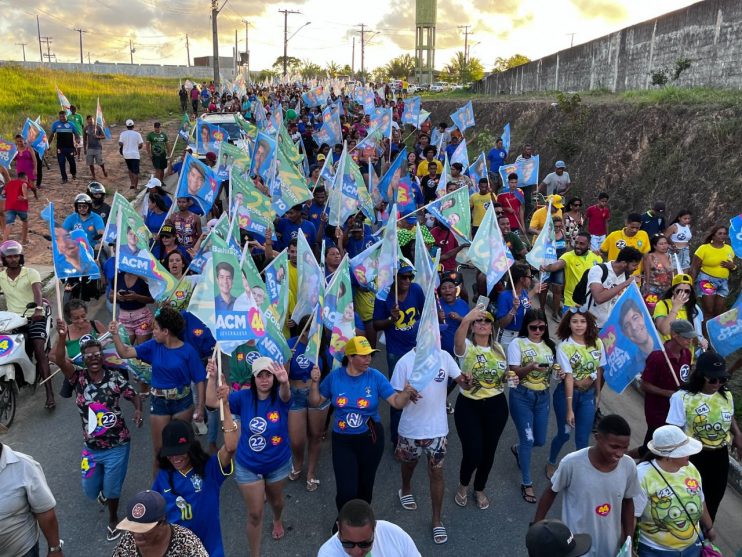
{"left": 87, "top": 182, "right": 106, "bottom": 197}
{"left": 74, "top": 193, "right": 93, "bottom": 212}
{"left": 0, "top": 240, "right": 24, "bottom": 265}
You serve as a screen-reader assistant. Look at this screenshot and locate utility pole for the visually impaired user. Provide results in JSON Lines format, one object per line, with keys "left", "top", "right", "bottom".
{"left": 40, "top": 37, "right": 53, "bottom": 63}
{"left": 566, "top": 32, "right": 576, "bottom": 48}
{"left": 37, "top": 15, "right": 43, "bottom": 62}
{"left": 234, "top": 29, "right": 238, "bottom": 76}
{"left": 129, "top": 39, "right": 135, "bottom": 64}
{"left": 279, "top": 9, "right": 301, "bottom": 77}
{"left": 242, "top": 20, "right": 250, "bottom": 80}
{"left": 16, "top": 43, "right": 27, "bottom": 62}
{"left": 351, "top": 36, "right": 355, "bottom": 75}
{"left": 458, "top": 25, "right": 471, "bottom": 63}
{"left": 355, "top": 24, "right": 377, "bottom": 84}
{"left": 87, "top": 51, "right": 91, "bottom": 64}
{"left": 211, "top": 0, "right": 221, "bottom": 86}
{"left": 185, "top": 34, "right": 191, "bottom": 67}
{"left": 74, "top": 28, "right": 86, "bottom": 64}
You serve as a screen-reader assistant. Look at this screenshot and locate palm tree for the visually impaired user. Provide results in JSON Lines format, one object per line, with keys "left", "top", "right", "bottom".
{"left": 385, "top": 54, "right": 416, "bottom": 79}
{"left": 325, "top": 60, "right": 341, "bottom": 78}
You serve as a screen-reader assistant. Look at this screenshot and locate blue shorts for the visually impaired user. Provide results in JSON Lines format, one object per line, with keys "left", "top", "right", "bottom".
{"left": 6, "top": 210, "right": 28, "bottom": 224}
{"left": 696, "top": 272, "right": 729, "bottom": 298}
{"left": 290, "top": 386, "right": 330, "bottom": 411}
{"left": 234, "top": 457, "right": 291, "bottom": 485}
{"left": 545, "top": 269, "right": 564, "bottom": 285}
{"left": 150, "top": 391, "right": 194, "bottom": 416}
{"left": 81, "top": 443, "right": 130, "bottom": 500}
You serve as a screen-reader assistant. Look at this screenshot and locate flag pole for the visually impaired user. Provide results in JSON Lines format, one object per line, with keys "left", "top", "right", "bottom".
{"left": 290, "top": 312, "right": 315, "bottom": 353}
{"left": 214, "top": 343, "right": 225, "bottom": 421}
{"left": 111, "top": 210, "right": 122, "bottom": 322}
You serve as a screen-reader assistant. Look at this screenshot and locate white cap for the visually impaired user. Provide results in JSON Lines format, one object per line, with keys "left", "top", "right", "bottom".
{"left": 125, "top": 119, "right": 134, "bottom": 127}
{"left": 647, "top": 425, "right": 703, "bottom": 459}
{"left": 145, "top": 177, "right": 162, "bottom": 189}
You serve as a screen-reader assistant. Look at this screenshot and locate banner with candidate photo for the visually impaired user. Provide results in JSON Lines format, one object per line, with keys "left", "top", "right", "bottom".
{"left": 0, "top": 136, "right": 17, "bottom": 169}
{"left": 21, "top": 118, "right": 49, "bottom": 158}
{"left": 175, "top": 153, "right": 219, "bottom": 214}
{"left": 302, "top": 86, "right": 328, "bottom": 108}
{"left": 313, "top": 103, "right": 342, "bottom": 148}
{"left": 272, "top": 147, "right": 312, "bottom": 217}
{"left": 218, "top": 141, "right": 252, "bottom": 183}
{"left": 468, "top": 204, "right": 514, "bottom": 293}
{"left": 240, "top": 245, "right": 277, "bottom": 326}
{"left": 95, "top": 98, "right": 112, "bottom": 140}
{"left": 498, "top": 155, "right": 540, "bottom": 187}
{"left": 468, "top": 152, "right": 488, "bottom": 195}
{"left": 291, "top": 232, "right": 324, "bottom": 323}
{"left": 196, "top": 119, "right": 228, "bottom": 155}
{"left": 707, "top": 293, "right": 742, "bottom": 357}
{"left": 450, "top": 100, "right": 475, "bottom": 134}
{"left": 322, "top": 256, "right": 355, "bottom": 364}
{"left": 48, "top": 203, "right": 100, "bottom": 280}
{"left": 411, "top": 258, "right": 444, "bottom": 392}
{"left": 599, "top": 283, "right": 663, "bottom": 393}
{"left": 427, "top": 185, "right": 471, "bottom": 243}
{"left": 230, "top": 171, "right": 272, "bottom": 238}
{"left": 263, "top": 249, "right": 290, "bottom": 329}
{"left": 401, "top": 96, "right": 421, "bottom": 127}
{"left": 730, "top": 213, "right": 742, "bottom": 258}
{"left": 250, "top": 131, "right": 276, "bottom": 182}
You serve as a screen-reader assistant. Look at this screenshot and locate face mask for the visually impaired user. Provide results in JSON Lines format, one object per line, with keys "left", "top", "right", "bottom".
{"left": 425, "top": 216, "right": 435, "bottom": 228}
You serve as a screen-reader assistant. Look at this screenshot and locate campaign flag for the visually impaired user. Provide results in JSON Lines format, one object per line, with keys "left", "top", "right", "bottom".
{"left": 450, "top": 100, "right": 475, "bottom": 134}
{"left": 278, "top": 124, "right": 303, "bottom": 167}
{"left": 0, "top": 136, "right": 17, "bottom": 169}
{"left": 349, "top": 240, "right": 382, "bottom": 292}
{"left": 468, "top": 152, "right": 488, "bottom": 195}
{"left": 178, "top": 113, "right": 192, "bottom": 142}
{"left": 376, "top": 204, "right": 400, "bottom": 301}
{"left": 253, "top": 100, "right": 268, "bottom": 129}
{"left": 368, "top": 159, "right": 382, "bottom": 207}
{"left": 291, "top": 232, "right": 324, "bottom": 323}
{"left": 186, "top": 258, "right": 237, "bottom": 354}
{"left": 313, "top": 103, "right": 342, "bottom": 148}
{"left": 175, "top": 153, "right": 220, "bottom": 214}
{"left": 468, "top": 204, "right": 515, "bottom": 293}
{"left": 353, "top": 125, "right": 385, "bottom": 156}
{"left": 730, "top": 214, "right": 742, "bottom": 258}
{"left": 414, "top": 225, "right": 439, "bottom": 291}
{"left": 196, "top": 119, "right": 228, "bottom": 155}
{"left": 615, "top": 537, "right": 632, "bottom": 557}
{"left": 111, "top": 194, "right": 178, "bottom": 301}
{"left": 707, "top": 292, "right": 742, "bottom": 357}
{"left": 263, "top": 249, "right": 290, "bottom": 328}
{"left": 21, "top": 118, "right": 48, "bottom": 158}
{"left": 272, "top": 146, "right": 312, "bottom": 217}
{"left": 95, "top": 98, "right": 112, "bottom": 140}
{"left": 361, "top": 87, "right": 376, "bottom": 115}
{"left": 428, "top": 185, "right": 471, "bottom": 243}
{"left": 501, "top": 122, "right": 511, "bottom": 153}
{"left": 498, "top": 155, "right": 540, "bottom": 187}
{"left": 410, "top": 256, "right": 444, "bottom": 391}
{"left": 525, "top": 200, "right": 557, "bottom": 279}
{"left": 417, "top": 109, "right": 431, "bottom": 128}
{"left": 56, "top": 86, "right": 71, "bottom": 114}
{"left": 216, "top": 141, "right": 251, "bottom": 182}
{"left": 323, "top": 256, "right": 356, "bottom": 364}
{"left": 240, "top": 245, "right": 279, "bottom": 327}
{"left": 213, "top": 212, "right": 242, "bottom": 254}
{"left": 328, "top": 147, "right": 375, "bottom": 227}
{"left": 401, "top": 96, "right": 421, "bottom": 127}
{"left": 378, "top": 147, "right": 408, "bottom": 204}
{"left": 437, "top": 153, "right": 451, "bottom": 198}
{"left": 302, "top": 86, "right": 328, "bottom": 108}
{"left": 234, "top": 113, "right": 258, "bottom": 139}
{"left": 265, "top": 105, "right": 283, "bottom": 135}
{"left": 599, "top": 283, "right": 663, "bottom": 393}
{"left": 450, "top": 137, "right": 470, "bottom": 168}
{"left": 304, "top": 303, "right": 324, "bottom": 366}
{"left": 210, "top": 235, "right": 265, "bottom": 342}
{"left": 48, "top": 203, "right": 100, "bottom": 280}
{"left": 370, "top": 107, "right": 393, "bottom": 138}
{"left": 251, "top": 131, "right": 277, "bottom": 182}
{"left": 230, "top": 171, "right": 272, "bottom": 238}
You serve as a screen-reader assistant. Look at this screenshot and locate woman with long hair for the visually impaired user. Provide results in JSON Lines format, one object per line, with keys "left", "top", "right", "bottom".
{"left": 546, "top": 309, "right": 605, "bottom": 479}
{"left": 664, "top": 209, "right": 693, "bottom": 273}
{"left": 690, "top": 225, "right": 737, "bottom": 331}
{"left": 508, "top": 308, "right": 556, "bottom": 504}
{"left": 152, "top": 224, "right": 192, "bottom": 268}
{"left": 642, "top": 234, "right": 674, "bottom": 311}
{"left": 495, "top": 264, "right": 543, "bottom": 353}
{"left": 653, "top": 274, "right": 706, "bottom": 349}
{"left": 145, "top": 192, "right": 169, "bottom": 234}
{"left": 163, "top": 250, "right": 197, "bottom": 311}
{"left": 452, "top": 307, "right": 510, "bottom": 510}
{"left": 562, "top": 197, "right": 584, "bottom": 248}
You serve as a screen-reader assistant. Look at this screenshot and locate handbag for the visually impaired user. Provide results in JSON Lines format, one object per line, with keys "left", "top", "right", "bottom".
{"left": 649, "top": 461, "right": 723, "bottom": 557}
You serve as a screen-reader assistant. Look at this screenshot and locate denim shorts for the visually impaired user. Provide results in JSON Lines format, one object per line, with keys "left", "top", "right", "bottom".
{"left": 234, "top": 457, "right": 291, "bottom": 485}
{"left": 696, "top": 271, "right": 729, "bottom": 298}
{"left": 5, "top": 210, "right": 28, "bottom": 224}
{"left": 81, "top": 443, "right": 131, "bottom": 500}
{"left": 150, "top": 391, "right": 194, "bottom": 416}
{"left": 290, "top": 385, "right": 330, "bottom": 411}
{"left": 545, "top": 268, "right": 565, "bottom": 285}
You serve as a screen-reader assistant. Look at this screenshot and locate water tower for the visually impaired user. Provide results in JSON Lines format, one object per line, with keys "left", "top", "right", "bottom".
{"left": 415, "top": 0, "right": 436, "bottom": 85}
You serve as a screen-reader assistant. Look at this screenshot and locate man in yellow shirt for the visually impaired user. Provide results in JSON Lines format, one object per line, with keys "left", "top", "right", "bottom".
{"left": 528, "top": 194, "right": 563, "bottom": 241}
{"left": 601, "top": 213, "right": 650, "bottom": 275}
{"left": 541, "top": 232, "right": 603, "bottom": 310}
{"left": 470, "top": 178, "right": 492, "bottom": 232}
{"left": 416, "top": 146, "right": 438, "bottom": 177}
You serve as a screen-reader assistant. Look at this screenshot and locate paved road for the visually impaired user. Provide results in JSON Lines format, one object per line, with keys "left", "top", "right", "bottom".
{"left": 3, "top": 293, "right": 742, "bottom": 557}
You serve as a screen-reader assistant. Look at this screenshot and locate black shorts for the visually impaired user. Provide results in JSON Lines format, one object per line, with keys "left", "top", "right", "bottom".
{"left": 152, "top": 155, "right": 168, "bottom": 170}
{"left": 27, "top": 318, "right": 48, "bottom": 341}
{"left": 125, "top": 158, "right": 140, "bottom": 174}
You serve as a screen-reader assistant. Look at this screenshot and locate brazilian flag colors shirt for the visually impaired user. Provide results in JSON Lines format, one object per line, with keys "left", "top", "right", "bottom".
{"left": 507, "top": 338, "right": 554, "bottom": 391}
{"left": 667, "top": 390, "right": 734, "bottom": 449}
{"left": 635, "top": 461, "right": 704, "bottom": 551}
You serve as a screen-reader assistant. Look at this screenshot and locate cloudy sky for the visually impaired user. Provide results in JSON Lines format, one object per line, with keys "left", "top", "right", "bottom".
{"left": 0, "top": 0, "right": 699, "bottom": 72}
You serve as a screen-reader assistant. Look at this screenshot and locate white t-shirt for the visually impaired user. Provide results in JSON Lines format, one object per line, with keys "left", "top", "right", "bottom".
{"left": 317, "top": 520, "right": 421, "bottom": 557}
{"left": 390, "top": 349, "right": 460, "bottom": 439}
{"left": 586, "top": 263, "right": 625, "bottom": 328}
{"left": 542, "top": 171, "right": 571, "bottom": 195}
{"left": 118, "top": 130, "right": 143, "bottom": 159}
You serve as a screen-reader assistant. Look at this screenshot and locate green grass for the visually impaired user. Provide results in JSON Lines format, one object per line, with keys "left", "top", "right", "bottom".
{"left": 621, "top": 86, "right": 742, "bottom": 105}
{"left": 0, "top": 65, "right": 188, "bottom": 138}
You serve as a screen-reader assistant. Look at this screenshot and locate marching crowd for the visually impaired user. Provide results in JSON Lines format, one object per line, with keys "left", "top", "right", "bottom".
{"left": 0, "top": 80, "right": 740, "bottom": 557}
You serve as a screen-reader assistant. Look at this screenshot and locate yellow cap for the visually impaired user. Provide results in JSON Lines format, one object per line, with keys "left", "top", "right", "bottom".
{"left": 672, "top": 273, "right": 693, "bottom": 286}
{"left": 548, "top": 194, "right": 564, "bottom": 209}
{"left": 344, "top": 336, "right": 377, "bottom": 356}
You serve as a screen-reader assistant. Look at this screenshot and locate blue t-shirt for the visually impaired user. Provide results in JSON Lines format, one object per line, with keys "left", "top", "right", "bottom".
{"left": 152, "top": 455, "right": 231, "bottom": 557}
{"left": 346, "top": 231, "right": 376, "bottom": 259}
{"left": 62, "top": 212, "right": 105, "bottom": 247}
{"left": 487, "top": 147, "right": 508, "bottom": 172}
{"left": 305, "top": 202, "right": 326, "bottom": 233}
{"left": 372, "top": 282, "right": 425, "bottom": 356}
{"left": 229, "top": 389, "right": 291, "bottom": 475}
{"left": 319, "top": 367, "right": 395, "bottom": 434}
{"left": 152, "top": 244, "right": 191, "bottom": 266}
{"left": 145, "top": 210, "right": 169, "bottom": 234}
{"left": 274, "top": 218, "right": 317, "bottom": 251}
{"left": 135, "top": 340, "right": 206, "bottom": 389}
{"left": 288, "top": 336, "right": 314, "bottom": 381}
{"left": 180, "top": 311, "right": 216, "bottom": 361}
{"left": 439, "top": 298, "right": 470, "bottom": 356}
{"left": 495, "top": 288, "right": 533, "bottom": 331}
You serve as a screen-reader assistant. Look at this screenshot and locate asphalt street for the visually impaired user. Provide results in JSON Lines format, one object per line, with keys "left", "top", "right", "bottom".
{"left": 3, "top": 291, "right": 742, "bottom": 557}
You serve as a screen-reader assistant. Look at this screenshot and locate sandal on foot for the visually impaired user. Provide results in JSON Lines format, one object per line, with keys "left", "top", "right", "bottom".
{"left": 454, "top": 487, "right": 468, "bottom": 507}
{"left": 97, "top": 492, "right": 108, "bottom": 506}
{"left": 44, "top": 400, "right": 56, "bottom": 410}
{"left": 272, "top": 521, "right": 285, "bottom": 540}
{"left": 107, "top": 526, "right": 122, "bottom": 542}
{"left": 432, "top": 525, "right": 448, "bottom": 545}
{"left": 511, "top": 444, "right": 520, "bottom": 468}
{"left": 398, "top": 489, "right": 417, "bottom": 510}
{"left": 521, "top": 484, "right": 537, "bottom": 504}
{"left": 475, "top": 492, "right": 490, "bottom": 510}
{"left": 288, "top": 466, "right": 301, "bottom": 481}
{"left": 306, "top": 478, "right": 320, "bottom": 492}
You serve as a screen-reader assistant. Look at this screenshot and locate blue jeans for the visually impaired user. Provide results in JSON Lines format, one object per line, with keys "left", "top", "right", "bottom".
{"left": 386, "top": 352, "right": 404, "bottom": 446}
{"left": 81, "top": 443, "right": 131, "bottom": 500}
{"left": 636, "top": 540, "right": 701, "bottom": 557}
{"left": 509, "top": 385, "right": 550, "bottom": 486}
{"left": 548, "top": 382, "right": 595, "bottom": 465}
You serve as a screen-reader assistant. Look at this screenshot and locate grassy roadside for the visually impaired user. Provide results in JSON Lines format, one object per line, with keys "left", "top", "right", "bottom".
{"left": 0, "top": 65, "right": 188, "bottom": 138}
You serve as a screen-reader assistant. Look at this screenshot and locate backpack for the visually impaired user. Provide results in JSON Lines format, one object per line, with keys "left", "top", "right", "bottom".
{"left": 572, "top": 263, "right": 608, "bottom": 307}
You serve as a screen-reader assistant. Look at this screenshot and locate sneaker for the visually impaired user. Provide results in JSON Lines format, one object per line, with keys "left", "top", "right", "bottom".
{"left": 59, "top": 378, "right": 73, "bottom": 399}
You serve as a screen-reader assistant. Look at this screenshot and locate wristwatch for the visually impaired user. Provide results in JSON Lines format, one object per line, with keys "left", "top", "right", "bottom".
{"left": 48, "top": 540, "right": 64, "bottom": 553}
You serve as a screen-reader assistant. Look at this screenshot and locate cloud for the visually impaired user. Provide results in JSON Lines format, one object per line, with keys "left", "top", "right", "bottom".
{"left": 571, "top": 0, "right": 627, "bottom": 21}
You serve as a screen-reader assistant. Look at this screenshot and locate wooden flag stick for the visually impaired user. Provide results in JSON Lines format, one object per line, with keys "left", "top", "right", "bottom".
{"left": 215, "top": 343, "right": 225, "bottom": 421}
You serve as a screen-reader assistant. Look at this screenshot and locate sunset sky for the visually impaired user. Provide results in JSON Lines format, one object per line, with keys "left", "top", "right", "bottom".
{"left": 0, "top": 0, "right": 700, "bottom": 73}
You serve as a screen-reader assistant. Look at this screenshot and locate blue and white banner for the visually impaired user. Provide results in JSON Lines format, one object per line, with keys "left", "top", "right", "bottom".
{"left": 450, "top": 100, "right": 475, "bottom": 134}
{"left": 401, "top": 96, "right": 421, "bottom": 127}
{"left": 730, "top": 213, "right": 742, "bottom": 258}
{"left": 707, "top": 293, "right": 742, "bottom": 357}
{"left": 0, "top": 136, "right": 18, "bottom": 169}
{"left": 498, "top": 154, "right": 540, "bottom": 187}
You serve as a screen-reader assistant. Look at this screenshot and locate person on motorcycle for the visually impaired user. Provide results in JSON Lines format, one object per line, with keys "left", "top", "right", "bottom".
{"left": 87, "top": 182, "right": 111, "bottom": 225}
{"left": 0, "top": 240, "right": 55, "bottom": 409}
{"left": 63, "top": 194, "right": 106, "bottom": 250}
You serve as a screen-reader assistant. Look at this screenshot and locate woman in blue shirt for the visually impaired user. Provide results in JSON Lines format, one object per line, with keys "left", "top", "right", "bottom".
{"left": 227, "top": 356, "right": 292, "bottom": 556}
{"left": 145, "top": 192, "right": 169, "bottom": 234}
{"left": 308, "top": 336, "right": 417, "bottom": 514}
{"left": 496, "top": 264, "right": 543, "bottom": 353}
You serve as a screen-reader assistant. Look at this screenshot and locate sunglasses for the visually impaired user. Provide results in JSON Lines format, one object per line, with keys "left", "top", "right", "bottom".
{"left": 675, "top": 288, "right": 691, "bottom": 293}
{"left": 474, "top": 319, "right": 492, "bottom": 324}
{"left": 705, "top": 376, "right": 728, "bottom": 385}
{"left": 572, "top": 203, "right": 582, "bottom": 207}
{"left": 398, "top": 274, "right": 414, "bottom": 280}
{"left": 495, "top": 211, "right": 504, "bottom": 216}
{"left": 83, "top": 351, "right": 102, "bottom": 359}
{"left": 339, "top": 537, "right": 374, "bottom": 550}
{"left": 528, "top": 324, "right": 547, "bottom": 332}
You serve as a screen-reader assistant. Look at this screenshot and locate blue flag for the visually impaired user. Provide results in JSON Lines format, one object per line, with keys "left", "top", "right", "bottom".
{"left": 526, "top": 201, "right": 558, "bottom": 280}
{"left": 49, "top": 203, "right": 100, "bottom": 280}
{"left": 498, "top": 154, "right": 540, "bottom": 187}
{"left": 467, "top": 152, "right": 488, "bottom": 195}
{"left": 302, "top": 86, "right": 328, "bottom": 108}
{"left": 250, "top": 131, "right": 277, "bottom": 183}
{"left": 313, "top": 103, "right": 342, "bottom": 147}
{"left": 450, "top": 100, "right": 475, "bottom": 134}
{"left": 502, "top": 122, "right": 511, "bottom": 153}
{"left": 468, "top": 204, "right": 514, "bottom": 293}
{"left": 175, "top": 154, "right": 220, "bottom": 214}
{"left": 730, "top": 214, "right": 742, "bottom": 258}
{"left": 707, "top": 292, "right": 742, "bottom": 357}
{"left": 410, "top": 256, "right": 444, "bottom": 392}
{"left": 450, "top": 137, "right": 469, "bottom": 168}
{"left": 21, "top": 118, "right": 48, "bottom": 158}
{"left": 196, "top": 119, "right": 228, "bottom": 155}
{"left": 0, "top": 136, "right": 18, "bottom": 169}
{"left": 402, "top": 97, "right": 421, "bottom": 127}
{"left": 378, "top": 147, "right": 408, "bottom": 204}
{"left": 376, "top": 205, "right": 400, "bottom": 301}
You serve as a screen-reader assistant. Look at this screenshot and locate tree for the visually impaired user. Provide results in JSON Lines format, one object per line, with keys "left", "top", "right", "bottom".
{"left": 272, "top": 55, "right": 301, "bottom": 72}
{"left": 493, "top": 54, "right": 531, "bottom": 73}
{"left": 385, "top": 54, "right": 416, "bottom": 80}
{"left": 255, "top": 69, "right": 278, "bottom": 82}
{"left": 441, "top": 51, "right": 485, "bottom": 84}
{"left": 371, "top": 66, "right": 388, "bottom": 83}
{"left": 300, "top": 59, "right": 323, "bottom": 80}
{"left": 340, "top": 64, "right": 352, "bottom": 76}
{"left": 325, "top": 61, "right": 341, "bottom": 78}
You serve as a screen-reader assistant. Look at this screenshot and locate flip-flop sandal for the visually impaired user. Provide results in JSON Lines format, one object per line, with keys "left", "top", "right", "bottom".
{"left": 306, "top": 478, "right": 320, "bottom": 492}
{"left": 475, "top": 493, "right": 490, "bottom": 510}
{"left": 398, "top": 489, "right": 417, "bottom": 510}
{"left": 97, "top": 492, "right": 108, "bottom": 507}
{"left": 272, "top": 521, "right": 285, "bottom": 540}
{"left": 288, "top": 466, "right": 301, "bottom": 481}
{"left": 521, "top": 484, "right": 537, "bottom": 504}
{"left": 454, "top": 488, "right": 468, "bottom": 507}
{"left": 432, "top": 525, "right": 448, "bottom": 545}
{"left": 106, "top": 526, "right": 122, "bottom": 542}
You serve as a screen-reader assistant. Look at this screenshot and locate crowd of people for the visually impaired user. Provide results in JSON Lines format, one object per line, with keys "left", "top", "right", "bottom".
{"left": 0, "top": 79, "right": 740, "bottom": 557}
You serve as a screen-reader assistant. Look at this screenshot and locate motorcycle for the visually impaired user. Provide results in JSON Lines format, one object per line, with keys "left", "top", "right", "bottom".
{"left": 0, "top": 302, "right": 52, "bottom": 430}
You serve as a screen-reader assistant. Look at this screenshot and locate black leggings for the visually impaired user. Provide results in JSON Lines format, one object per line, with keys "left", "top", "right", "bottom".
{"left": 454, "top": 393, "right": 509, "bottom": 491}
{"left": 690, "top": 447, "right": 729, "bottom": 521}
{"left": 331, "top": 422, "right": 385, "bottom": 511}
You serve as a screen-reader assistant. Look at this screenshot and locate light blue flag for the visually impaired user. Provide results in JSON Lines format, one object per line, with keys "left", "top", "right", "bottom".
{"left": 175, "top": 154, "right": 220, "bottom": 214}
{"left": 730, "top": 213, "right": 742, "bottom": 258}
{"left": 196, "top": 119, "right": 228, "bottom": 155}
{"left": 707, "top": 292, "right": 742, "bottom": 357}
{"left": 468, "top": 152, "right": 488, "bottom": 194}
{"left": 302, "top": 86, "right": 328, "bottom": 108}
{"left": 253, "top": 100, "right": 268, "bottom": 129}
{"left": 265, "top": 104, "right": 283, "bottom": 134}
{"left": 402, "top": 97, "right": 421, "bottom": 127}
{"left": 313, "top": 103, "right": 342, "bottom": 147}
{"left": 371, "top": 107, "right": 393, "bottom": 139}
{"left": 49, "top": 203, "right": 100, "bottom": 280}
{"left": 501, "top": 122, "right": 511, "bottom": 153}
{"left": 599, "top": 283, "right": 663, "bottom": 393}
{"left": 350, "top": 240, "right": 382, "bottom": 293}
{"left": 450, "top": 100, "right": 475, "bottom": 134}
{"left": 291, "top": 232, "right": 324, "bottom": 322}
{"left": 22, "top": 118, "right": 48, "bottom": 158}
{"left": 250, "top": 131, "right": 277, "bottom": 182}
{"left": 498, "top": 154, "right": 540, "bottom": 188}
{"left": 450, "top": 137, "right": 469, "bottom": 168}
{"left": 362, "top": 88, "right": 376, "bottom": 115}
{"left": 378, "top": 147, "right": 408, "bottom": 204}
{"left": 468, "top": 204, "right": 514, "bottom": 293}
{"left": 0, "top": 136, "right": 18, "bottom": 169}
{"left": 410, "top": 253, "right": 443, "bottom": 392}
{"left": 414, "top": 225, "right": 439, "bottom": 291}
{"left": 376, "top": 204, "right": 400, "bottom": 301}
{"left": 526, "top": 201, "right": 558, "bottom": 280}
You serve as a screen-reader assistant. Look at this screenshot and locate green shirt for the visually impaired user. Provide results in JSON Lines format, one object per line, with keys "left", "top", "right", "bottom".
{"left": 146, "top": 131, "right": 169, "bottom": 157}
{"left": 68, "top": 113, "right": 84, "bottom": 136}
{"left": 228, "top": 343, "right": 259, "bottom": 388}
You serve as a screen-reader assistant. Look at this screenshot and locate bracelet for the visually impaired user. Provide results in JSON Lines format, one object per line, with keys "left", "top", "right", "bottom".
{"left": 566, "top": 396, "right": 573, "bottom": 399}
{"left": 221, "top": 422, "right": 238, "bottom": 433}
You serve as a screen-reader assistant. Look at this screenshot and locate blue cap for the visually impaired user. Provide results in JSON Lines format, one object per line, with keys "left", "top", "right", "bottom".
{"left": 398, "top": 264, "right": 415, "bottom": 275}
{"left": 555, "top": 160, "right": 566, "bottom": 169}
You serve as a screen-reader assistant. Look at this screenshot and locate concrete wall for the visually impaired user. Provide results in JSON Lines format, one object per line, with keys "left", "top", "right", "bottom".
{"left": 0, "top": 61, "right": 220, "bottom": 80}
{"left": 473, "top": 0, "right": 742, "bottom": 95}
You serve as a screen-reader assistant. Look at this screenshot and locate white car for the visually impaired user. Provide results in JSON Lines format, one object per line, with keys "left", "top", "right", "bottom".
{"left": 429, "top": 82, "right": 447, "bottom": 92}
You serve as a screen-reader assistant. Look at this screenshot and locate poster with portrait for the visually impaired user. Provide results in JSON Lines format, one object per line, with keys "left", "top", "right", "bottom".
{"left": 216, "top": 141, "right": 251, "bottom": 182}
{"left": 249, "top": 131, "right": 276, "bottom": 182}
{"left": 48, "top": 203, "right": 100, "bottom": 280}
{"left": 230, "top": 171, "right": 272, "bottom": 239}
{"left": 175, "top": 153, "right": 219, "bottom": 214}
{"left": 21, "top": 118, "right": 49, "bottom": 158}
{"left": 0, "top": 136, "right": 17, "bottom": 169}
{"left": 196, "top": 119, "right": 228, "bottom": 155}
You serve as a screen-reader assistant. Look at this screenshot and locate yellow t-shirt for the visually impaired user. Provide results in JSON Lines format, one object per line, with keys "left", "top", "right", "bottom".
{"left": 416, "top": 159, "right": 438, "bottom": 177}
{"left": 508, "top": 338, "right": 554, "bottom": 391}
{"left": 0, "top": 267, "right": 41, "bottom": 314}
{"left": 458, "top": 340, "right": 508, "bottom": 400}
{"left": 470, "top": 193, "right": 491, "bottom": 227}
{"left": 560, "top": 251, "right": 603, "bottom": 307}
{"left": 600, "top": 229, "right": 650, "bottom": 275}
{"left": 529, "top": 207, "right": 563, "bottom": 238}
{"left": 694, "top": 243, "right": 735, "bottom": 279}
{"left": 652, "top": 299, "right": 689, "bottom": 342}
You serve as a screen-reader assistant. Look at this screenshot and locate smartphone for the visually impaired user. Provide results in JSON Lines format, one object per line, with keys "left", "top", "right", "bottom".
{"left": 118, "top": 290, "right": 129, "bottom": 296}
{"left": 537, "top": 363, "right": 550, "bottom": 368}
{"left": 475, "top": 295, "right": 489, "bottom": 310}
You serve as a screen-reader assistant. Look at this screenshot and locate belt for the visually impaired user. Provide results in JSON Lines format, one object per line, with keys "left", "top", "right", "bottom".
{"left": 150, "top": 385, "right": 191, "bottom": 400}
